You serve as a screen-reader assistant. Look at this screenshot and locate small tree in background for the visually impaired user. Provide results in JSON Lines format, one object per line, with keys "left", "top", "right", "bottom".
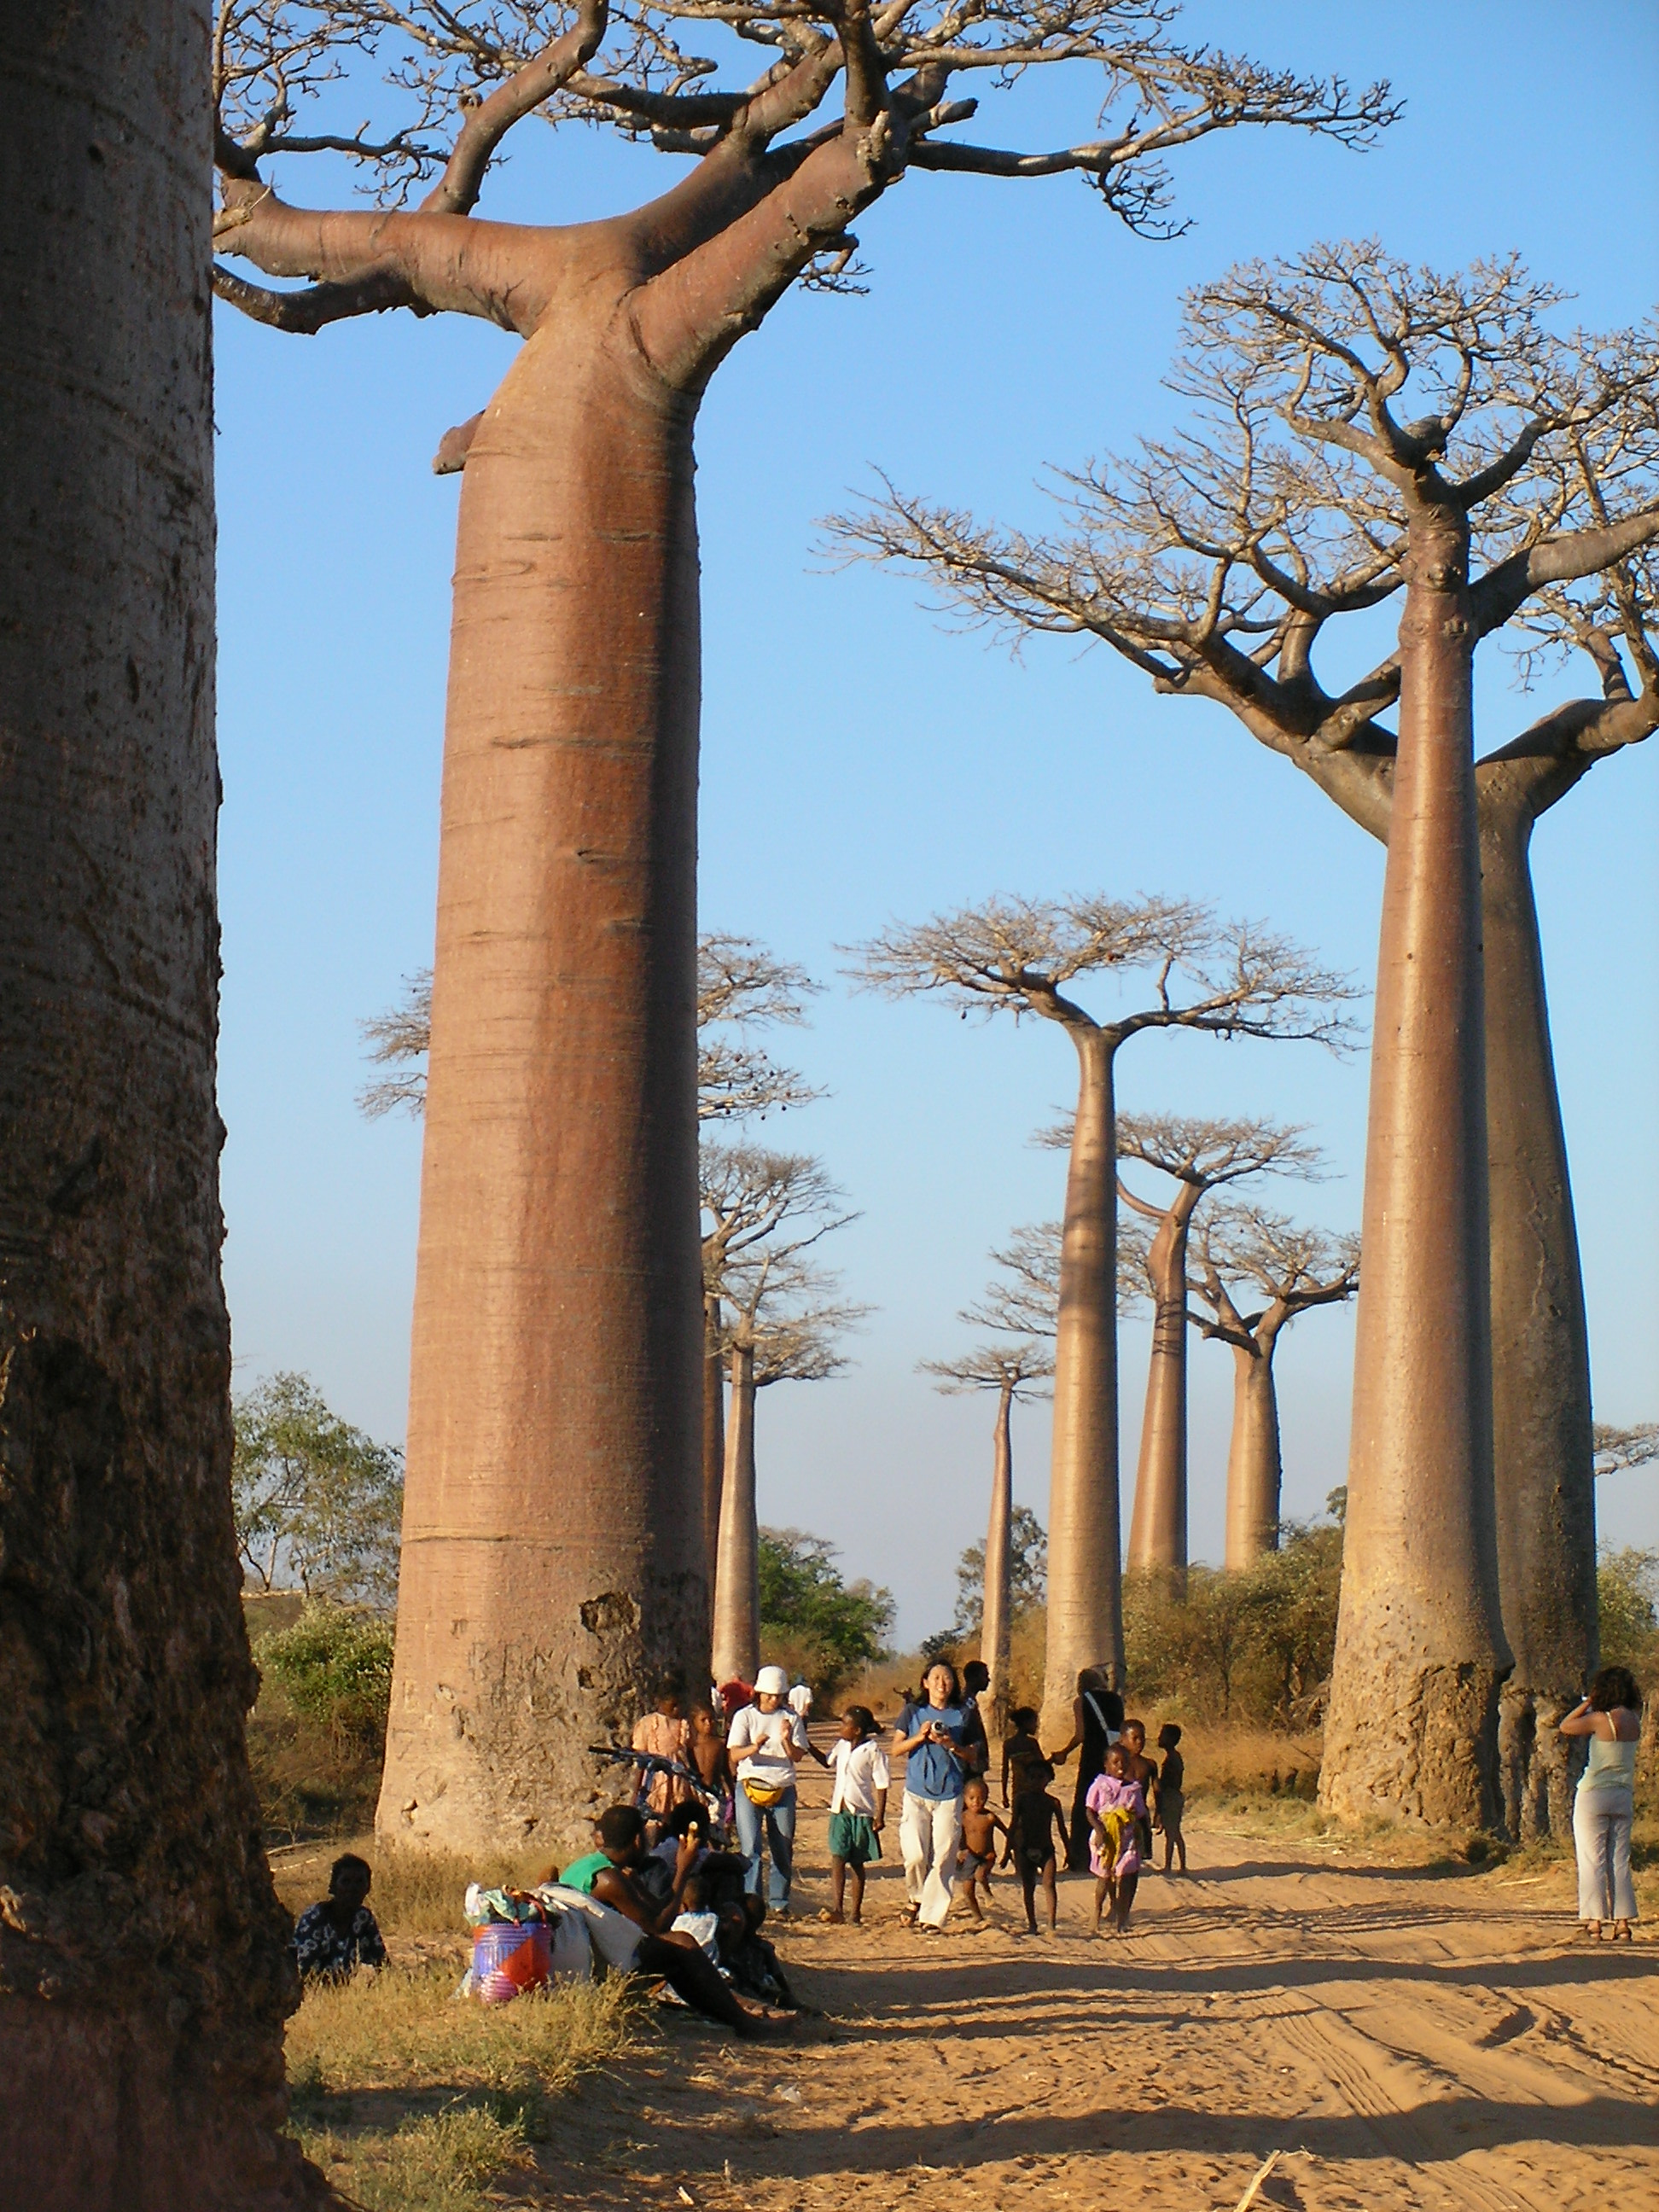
{"left": 1187, "top": 1205, "right": 1360, "bottom": 1569}
{"left": 853, "top": 896, "right": 1354, "bottom": 1734}
{"left": 1594, "top": 1424, "right": 1659, "bottom": 1479}
{"left": 758, "top": 1528, "right": 895, "bottom": 1700}
{"left": 233, "top": 1371, "right": 405, "bottom": 1610}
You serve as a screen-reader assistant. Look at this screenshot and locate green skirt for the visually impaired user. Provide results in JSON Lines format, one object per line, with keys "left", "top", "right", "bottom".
{"left": 828, "top": 1812, "right": 882, "bottom": 1865}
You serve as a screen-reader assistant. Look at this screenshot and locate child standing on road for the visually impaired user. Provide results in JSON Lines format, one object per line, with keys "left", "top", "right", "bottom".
{"left": 953, "top": 1776, "right": 1007, "bottom": 1924}
{"left": 1155, "top": 1722, "right": 1187, "bottom": 1874}
{"left": 1120, "top": 1717, "right": 1157, "bottom": 1871}
{"left": 1087, "top": 1743, "right": 1146, "bottom": 1936}
{"left": 1001, "top": 1707, "right": 1051, "bottom": 1807}
{"left": 1004, "top": 1779, "right": 1065, "bottom": 1936}
{"left": 824, "top": 1706, "right": 889, "bottom": 1925}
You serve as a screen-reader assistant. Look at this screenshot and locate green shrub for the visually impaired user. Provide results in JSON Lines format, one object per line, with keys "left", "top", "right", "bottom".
{"left": 259, "top": 1604, "right": 396, "bottom": 1749}
{"left": 758, "top": 1526, "right": 894, "bottom": 1697}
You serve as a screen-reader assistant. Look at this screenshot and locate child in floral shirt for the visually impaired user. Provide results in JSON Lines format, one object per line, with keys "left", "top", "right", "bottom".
{"left": 293, "top": 1854, "right": 387, "bottom": 1982}
{"left": 1086, "top": 1745, "right": 1146, "bottom": 1937}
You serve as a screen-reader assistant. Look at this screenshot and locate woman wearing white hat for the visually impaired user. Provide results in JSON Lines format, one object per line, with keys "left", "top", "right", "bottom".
{"left": 726, "top": 1665, "right": 807, "bottom": 1914}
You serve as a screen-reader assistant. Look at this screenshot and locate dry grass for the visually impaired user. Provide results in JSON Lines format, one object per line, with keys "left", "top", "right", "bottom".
{"left": 288, "top": 1966, "right": 643, "bottom": 2209}
{"left": 268, "top": 1837, "right": 550, "bottom": 1935}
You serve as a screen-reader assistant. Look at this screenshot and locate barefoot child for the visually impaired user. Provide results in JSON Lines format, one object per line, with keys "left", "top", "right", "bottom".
{"left": 1087, "top": 1744, "right": 1146, "bottom": 1936}
{"left": 953, "top": 1777, "right": 1007, "bottom": 1923}
{"left": 1119, "top": 1717, "right": 1157, "bottom": 1871}
{"left": 1155, "top": 1723, "right": 1187, "bottom": 1873}
{"left": 1001, "top": 1706, "right": 1051, "bottom": 1808}
{"left": 825, "top": 1705, "right": 889, "bottom": 1925}
{"left": 1004, "top": 1778, "right": 1065, "bottom": 1936}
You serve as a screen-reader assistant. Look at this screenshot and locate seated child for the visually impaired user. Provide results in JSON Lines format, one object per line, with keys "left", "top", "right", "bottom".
{"left": 669, "top": 1871, "right": 724, "bottom": 1967}
{"left": 293, "top": 1853, "right": 387, "bottom": 1984}
{"left": 953, "top": 1776, "right": 1007, "bottom": 1924}
{"left": 1086, "top": 1744, "right": 1146, "bottom": 1937}
{"left": 825, "top": 1705, "right": 889, "bottom": 1925}
{"left": 1003, "top": 1780, "right": 1066, "bottom": 1936}
{"left": 1001, "top": 1706, "right": 1052, "bottom": 1807}
{"left": 1155, "top": 1723, "right": 1187, "bottom": 1874}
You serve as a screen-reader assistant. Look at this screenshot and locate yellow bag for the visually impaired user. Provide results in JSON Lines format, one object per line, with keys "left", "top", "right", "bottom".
{"left": 742, "top": 1776, "right": 789, "bottom": 1810}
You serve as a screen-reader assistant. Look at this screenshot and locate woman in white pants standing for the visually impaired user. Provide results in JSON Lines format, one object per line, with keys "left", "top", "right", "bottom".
{"left": 894, "top": 1662, "right": 974, "bottom": 1931}
{"left": 1559, "top": 1665, "right": 1642, "bottom": 1941}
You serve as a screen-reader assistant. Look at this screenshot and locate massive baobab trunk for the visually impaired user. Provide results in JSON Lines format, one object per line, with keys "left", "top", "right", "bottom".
{"left": 1042, "top": 1031, "right": 1123, "bottom": 1735}
{"left": 981, "top": 1382, "right": 1016, "bottom": 1740}
{"left": 1323, "top": 519, "right": 1511, "bottom": 1831}
{"left": 712, "top": 1342, "right": 760, "bottom": 1685}
{"left": 1223, "top": 1341, "right": 1284, "bottom": 1570}
{"left": 378, "top": 323, "right": 707, "bottom": 1854}
{"left": 703, "top": 1293, "right": 727, "bottom": 1597}
{"left": 0, "top": 9, "right": 311, "bottom": 2203}
{"left": 1479, "top": 776, "right": 1598, "bottom": 1839}
{"left": 1125, "top": 1191, "right": 1199, "bottom": 1583}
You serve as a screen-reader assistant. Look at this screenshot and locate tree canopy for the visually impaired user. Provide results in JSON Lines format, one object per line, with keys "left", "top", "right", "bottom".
{"left": 758, "top": 1525, "right": 895, "bottom": 1693}
{"left": 232, "top": 1371, "right": 405, "bottom": 1609}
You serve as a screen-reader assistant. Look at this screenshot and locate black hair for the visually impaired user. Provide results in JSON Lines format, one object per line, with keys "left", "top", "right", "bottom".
{"left": 923, "top": 1659, "right": 962, "bottom": 1706}
{"left": 1157, "top": 1722, "right": 1182, "bottom": 1749}
{"left": 961, "top": 1660, "right": 990, "bottom": 1693}
{"left": 842, "top": 1703, "right": 876, "bottom": 1739}
{"left": 1010, "top": 1706, "right": 1040, "bottom": 1734}
{"left": 666, "top": 1799, "right": 711, "bottom": 1837}
{"left": 652, "top": 1671, "right": 685, "bottom": 1704}
{"left": 598, "top": 1803, "right": 646, "bottom": 1851}
{"left": 1589, "top": 1665, "right": 1643, "bottom": 1714}
{"left": 330, "top": 1853, "right": 371, "bottom": 1886}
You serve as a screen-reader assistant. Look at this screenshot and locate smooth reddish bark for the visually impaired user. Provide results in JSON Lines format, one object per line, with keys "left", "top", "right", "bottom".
{"left": 711, "top": 1341, "right": 760, "bottom": 1685}
{"left": 1322, "top": 517, "right": 1511, "bottom": 1831}
{"left": 981, "top": 1382, "right": 1016, "bottom": 1741}
{"left": 1124, "top": 1186, "right": 1202, "bottom": 1584}
{"left": 702, "top": 1293, "right": 727, "bottom": 1593}
{"left": 0, "top": 7, "right": 312, "bottom": 2199}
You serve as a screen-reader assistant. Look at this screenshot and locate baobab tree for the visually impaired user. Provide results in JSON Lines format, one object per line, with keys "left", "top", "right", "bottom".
{"left": 0, "top": 11, "right": 307, "bottom": 2203}
{"left": 701, "top": 1144, "right": 862, "bottom": 1680}
{"left": 1187, "top": 1207, "right": 1359, "bottom": 1569}
{"left": 1110, "top": 1114, "right": 1318, "bottom": 1583}
{"left": 217, "top": 7, "right": 1391, "bottom": 1852}
{"left": 838, "top": 248, "right": 1659, "bottom": 1829}
{"left": 922, "top": 1337, "right": 1053, "bottom": 1739}
{"left": 1593, "top": 1423, "right": 1659, "bottom": 1477}
{"left": 853, "top": 899, "right": 1353, "bottom": 1733}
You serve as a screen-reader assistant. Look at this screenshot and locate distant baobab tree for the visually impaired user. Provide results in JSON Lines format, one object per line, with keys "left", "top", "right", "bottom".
{"left": 1593, "top": 1423, "right": 1659, "bottom": 1477}
{"left": 838, "top": 247, "right": 1659, "bottom": 1833}
{"left": 701, "top": 1144, "right": 863, "bottom": 1682}
{"left": 852, "top": 898, "right": 1354, "bottom": 1735}
{"left": 1109, "top": 1112, "right": 1318, "bottom": 1585}
{"left": 213, "top": 1, "right": 1394, "bottom": 1859}
{"left": 1187, "top": 1207, "right": 1360, "bottom": 1569}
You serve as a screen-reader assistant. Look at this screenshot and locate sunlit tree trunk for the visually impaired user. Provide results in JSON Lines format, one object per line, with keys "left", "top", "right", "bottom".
{"left": 1323, "top": 514, "right": 1511, "bottom": 1831}
{"left": 1223, "top": 1336, "right": 1284, "bottom": 1569}
{"left": 0, "top": 8, "right": 313, "bottom": 2201}
{"left": 1126, "top": 1189, "right": 1199, "bottom": 1585}
{"left": 702, "top": 1290, "right": 726, "bottom": 1602}
{"left": 711, "top": 1340, "right": 760, "bottom": 1685}
{"left": 1481, "top": 781, "right": 1596, "bottom": 1841}
{"left": 981, "top": 1381, "right": 1015, "bottom": 1741}
{"left": 378, "top": 321, "right": 708, "bottom": 1856}
{"left": 1041, "top": 1028, "right": 1124, "bottom": 1737}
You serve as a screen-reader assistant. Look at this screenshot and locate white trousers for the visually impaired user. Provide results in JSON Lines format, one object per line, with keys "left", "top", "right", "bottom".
{"left": 1574, "top": 1788, "right": 1638, "bottom": 1924}
{"left": 900, "top": 1792, "right": 962, "bottom": 1928}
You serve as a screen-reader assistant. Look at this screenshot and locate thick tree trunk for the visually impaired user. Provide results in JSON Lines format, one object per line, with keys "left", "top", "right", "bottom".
{"left": 1480, "top": 790, "right": 1596, "bottom": 1841}
{"left": 0, "top": 9, "right": 315, "bottom": 2203}
{"left": 1322, "top": 521, "right": 1511, "bottom": 1831}
{"left": 1041, "top": 1029, "right": 1124, "bottom": 1737}
{"left": 1223, "top": 1339, "right": 1283, "bottom": 1570}
{"left": 702, "top": 1291, "right": 726, "bottom": 1604}
{"left": 981, "top": 1383, "right": 1015, "bottom": 1742}
{"left": 1126, "top": 1198, "right": 1195, "bottom": 1584}
{"left": 377, "top": 314, "right": 707, "bottom": 1857}
{"left": 711, "top": 1343, "right": 760, "bottom": 1684}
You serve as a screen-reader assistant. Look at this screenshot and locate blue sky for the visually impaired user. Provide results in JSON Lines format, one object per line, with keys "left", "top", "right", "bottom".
{"left": 215, "top": 1, "right": 1659, "bottom": 1645}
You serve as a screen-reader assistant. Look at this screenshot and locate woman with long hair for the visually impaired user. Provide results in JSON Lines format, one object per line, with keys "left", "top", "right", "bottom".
{"left": 1559, "top": 1665, "right": 1643, "bottom": 1941}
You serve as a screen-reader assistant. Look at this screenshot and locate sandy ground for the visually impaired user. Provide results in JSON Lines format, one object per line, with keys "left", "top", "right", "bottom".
{"left": 543, "top": 1754, "right": 1659, "bottom": 2212}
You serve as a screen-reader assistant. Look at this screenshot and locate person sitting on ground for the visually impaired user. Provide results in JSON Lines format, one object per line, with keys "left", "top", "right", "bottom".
{"left": 953, "top": 1777, "right": 1007, "bottom": 1925}
{"left": 549, "top": 1804, "right": 776, "bottom": 2033}
{"left": 1559, "top": 1665, "right": 1643, "bottom": 1942}
{"left": 670, "top": 1871, "right": 724, "bottom": 1968}
{"left": 293, "top": 1853, "right": 387, "bottom": 1984}
{"left": 632, "top": 1674, "right": 696, "bottom": 1819}
{"left": 1001, "top": 1706, "right": 1052, "bottom": 1808}
{"left": 1003, "top": 1778, "right": 1066, "bottom": 1937}
{"left": 1119, "top": 1717, "right": 1157, "bottom": 1868}
{"left": 1154, "top": 1723, "right": 1187, "bottom": 1875}
{"left": 1087, "top": 1743, "right": 1146, "bottom": 1938}
{"left": 824, "top": 1705, "right": 889, "bottom": 1926}
{"left": 1048, "top": 1667, "right": 1123, "bottom": 1871}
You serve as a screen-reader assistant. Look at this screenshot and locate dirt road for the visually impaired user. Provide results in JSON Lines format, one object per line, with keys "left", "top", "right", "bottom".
{"left": 550, "top": 1777, "right": 1659, "bottom": 2212}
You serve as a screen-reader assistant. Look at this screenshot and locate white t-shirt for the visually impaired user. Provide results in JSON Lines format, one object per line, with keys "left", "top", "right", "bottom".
{"left": 726, "top": 1703, "right": 806, "bottom": 1785}
{"left": 830, "top": 1737, "right": 891, "bottom": 1817}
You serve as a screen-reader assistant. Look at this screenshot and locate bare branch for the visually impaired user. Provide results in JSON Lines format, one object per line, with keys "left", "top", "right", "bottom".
{"left": 1593, "top": 1422, "right": 1659, "bottom": 1477}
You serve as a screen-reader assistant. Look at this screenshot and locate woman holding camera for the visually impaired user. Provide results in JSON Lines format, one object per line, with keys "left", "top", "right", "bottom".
{"left": 894, "top": 1661, "right": 975, "bottom": 1931}
{"left": 1559, "top": 1665, "right": 1643, "bottom": 1941}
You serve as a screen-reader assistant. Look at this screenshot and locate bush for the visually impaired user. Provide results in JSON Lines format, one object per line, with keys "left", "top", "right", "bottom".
{"left": 1598, "top": 1548, "right": 1659, "bottom": 1679}
{"left": 758, "top": 1526, "right": 895, "bottom": 1699}
{"left": 247, "top": 1602, "right": 394, "bottom": 1841}
{"left": 259, "top": 1604, "right": 396, "bottom": 1751}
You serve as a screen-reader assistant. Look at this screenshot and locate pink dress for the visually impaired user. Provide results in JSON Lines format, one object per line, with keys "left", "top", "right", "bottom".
{"left": 1085, "top": 1773, "right": 1146, "bottom": 1877}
